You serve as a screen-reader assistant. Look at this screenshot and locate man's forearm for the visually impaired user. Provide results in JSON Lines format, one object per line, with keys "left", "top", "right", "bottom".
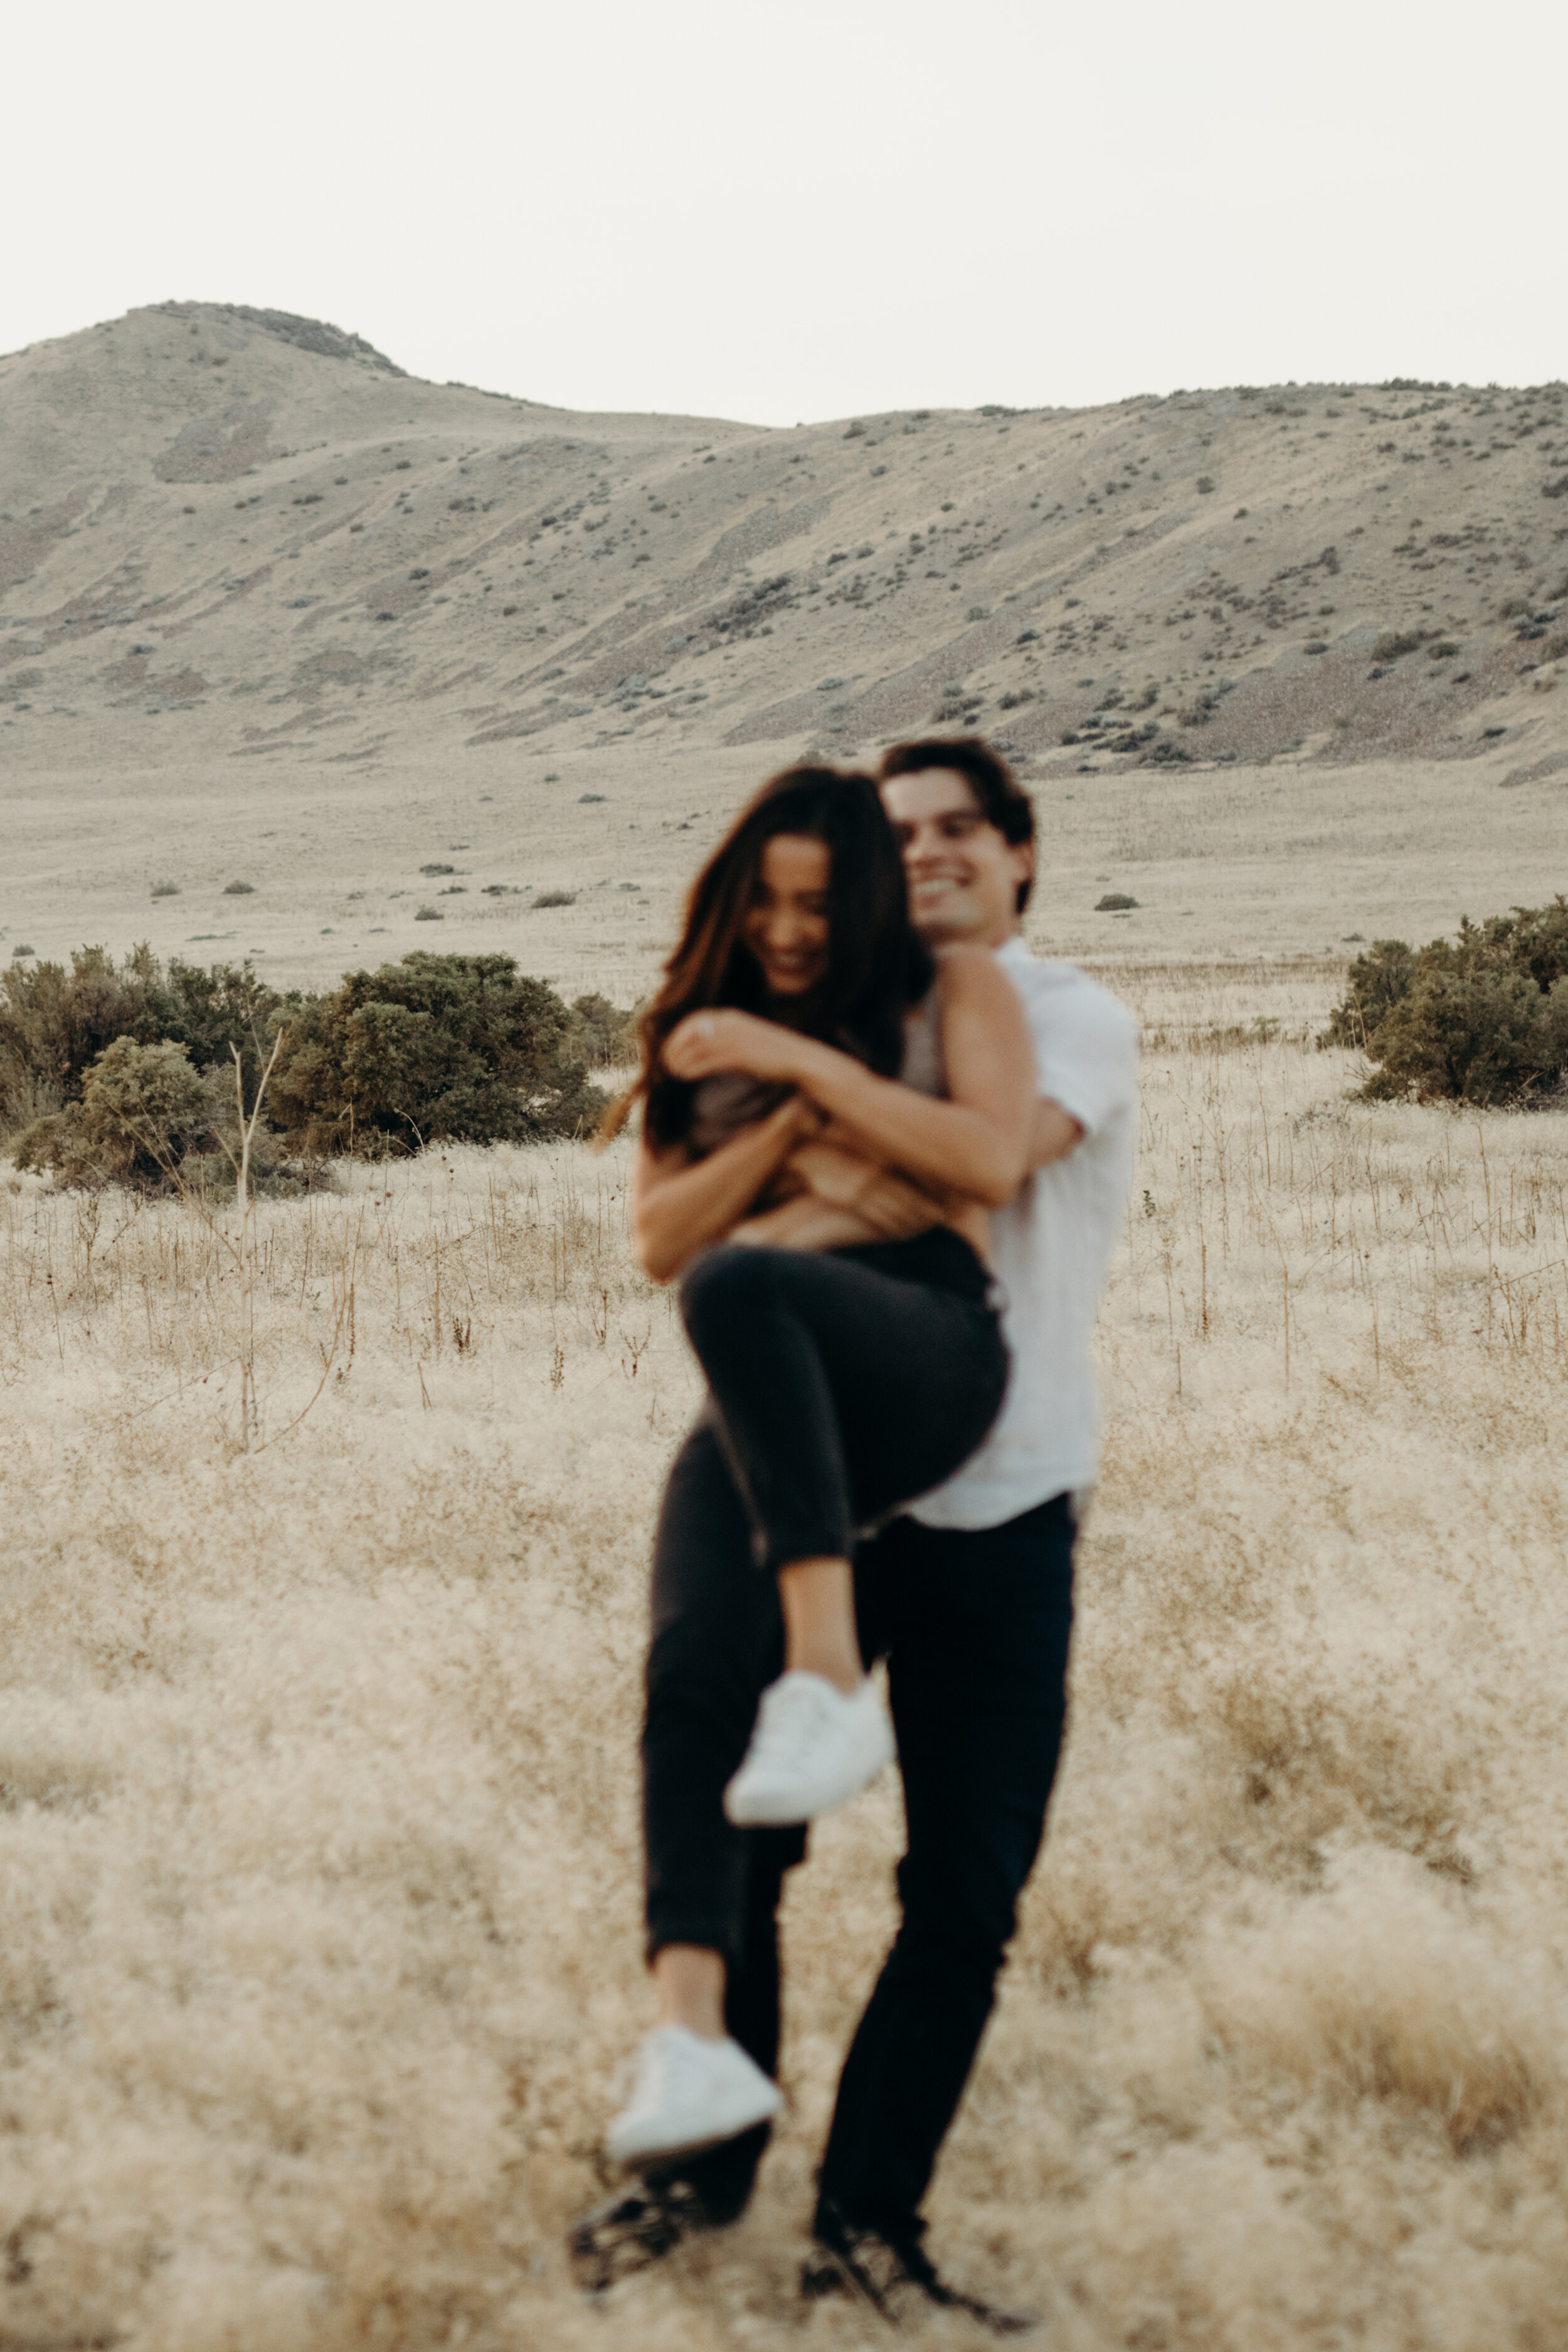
{"left": 802, "top": 1091, "right": 1082, "bottom": 1197}
{"left": 783, "top": 1038, "right": 1025, "bottom": 1205}
{"left": 788, "top": 1142, "right": 946, "bottom": 1239}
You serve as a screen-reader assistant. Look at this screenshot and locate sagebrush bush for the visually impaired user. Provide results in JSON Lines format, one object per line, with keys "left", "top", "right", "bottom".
{"left": 1323, "top": 901, "right": 1568, "bottom": 1103}
{"left": 13, "top": 1036, "right": 321, "bottom": 1197}
{"left": 1320, "top": 940, "right": 1419, "bottom": 1049}
{"left": 3, "top": 946, "right": 628, "bottom": 1179}
{"left": 15, "top": 1037, "right": 213, "bottom": 1190}
{"left": 569, "top": 992, "right": 638, "bottom": 1068}
{"left": 0, "top": 946, "right": 294, "bottom": 1139}
{"left": 265, "top": 952, "right": 607, "bottom": 1157}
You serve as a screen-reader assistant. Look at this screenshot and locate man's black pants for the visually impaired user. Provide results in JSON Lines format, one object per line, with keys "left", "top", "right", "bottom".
{"left": 642, "top": 1421, "right": 1076, "bottom": 2234}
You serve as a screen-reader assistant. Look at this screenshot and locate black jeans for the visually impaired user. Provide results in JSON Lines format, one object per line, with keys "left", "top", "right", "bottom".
{"left": 817, "top": 1495, "right": 1076, "bottom": 2234}
{"left": 647, "top": 1231, "right": 1007, "bottom": 1964}
{"left": 642, "top": 1431, "right": 1076, "bottom": 2232}
{"left": 676, "top": 1230, "right": 1008, "bottom": 1573}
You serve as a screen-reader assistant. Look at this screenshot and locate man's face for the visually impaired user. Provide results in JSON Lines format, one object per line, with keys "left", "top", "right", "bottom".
{"left": 881, "top": 769, "right": 1033, "bottom": 949}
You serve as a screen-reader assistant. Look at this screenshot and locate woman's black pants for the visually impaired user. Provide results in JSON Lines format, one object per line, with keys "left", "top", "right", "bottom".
{"left": 640, "top": 1234, "right": 1066, "bottom": 2233}
{"left": 674, "top": 1232, "right": 1008, "bottom": 1576}
{"left": 648, "top": 1233, "right": 1007, "bottom": 1963}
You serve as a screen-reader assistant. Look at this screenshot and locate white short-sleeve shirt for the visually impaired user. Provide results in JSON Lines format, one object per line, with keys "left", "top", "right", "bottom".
{"left": 909, "top": 938, "right": 1138, "bottom": 1532}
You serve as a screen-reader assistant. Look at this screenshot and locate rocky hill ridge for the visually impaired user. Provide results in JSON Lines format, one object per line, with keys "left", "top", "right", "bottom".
{"left": 2, "top": 304, "right": 1564, "bottom": 789}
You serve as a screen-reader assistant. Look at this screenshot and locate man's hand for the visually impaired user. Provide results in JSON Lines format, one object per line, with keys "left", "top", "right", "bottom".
{"left": 1031, "top": 1099, "right": 1084, "bottom": 1169}
{"left": 729, "top": 1195, "right": 888, "bottom": 1253}
{"left": 787, "top": 1142, "right": 944, "bottom": 1240}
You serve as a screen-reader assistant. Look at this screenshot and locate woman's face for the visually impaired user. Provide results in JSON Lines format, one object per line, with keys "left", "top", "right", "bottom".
{"left": 741, "top": 832, "right": 832, "bottom": 997}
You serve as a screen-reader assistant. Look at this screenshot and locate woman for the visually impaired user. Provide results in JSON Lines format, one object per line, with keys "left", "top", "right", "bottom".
{"left": 599, "top": 764, "right": 1035, "bottom": 2172}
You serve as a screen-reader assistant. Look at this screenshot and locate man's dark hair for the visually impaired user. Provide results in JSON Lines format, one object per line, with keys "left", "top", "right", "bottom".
{"left": 876, "top": 736, "right": 1037, "bottom": 913}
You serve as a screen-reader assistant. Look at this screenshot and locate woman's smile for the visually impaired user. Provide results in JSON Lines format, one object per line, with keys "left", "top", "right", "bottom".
{"left": 741, "top": 834, "right": 833, "bottom": 997}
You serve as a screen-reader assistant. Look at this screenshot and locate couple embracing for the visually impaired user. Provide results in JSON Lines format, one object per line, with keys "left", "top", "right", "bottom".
{"left": 577, "top": 737, "right": 1138, "bottom": 2326}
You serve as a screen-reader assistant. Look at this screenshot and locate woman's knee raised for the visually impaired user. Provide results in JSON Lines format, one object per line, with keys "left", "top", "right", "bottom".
{"left": 678, "top": 1244, "right": 775, "bottom": 1350}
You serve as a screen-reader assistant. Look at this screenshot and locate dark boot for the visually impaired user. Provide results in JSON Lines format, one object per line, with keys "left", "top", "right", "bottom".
{"left": 568, "top": 2176, "right": 724, "bottom": 2294}
{"left": 567, "top": 2116, "right": 771, "bottom": 2293}
{"left": 802, "top": 2195, "right": 1038, "bottom": 2334}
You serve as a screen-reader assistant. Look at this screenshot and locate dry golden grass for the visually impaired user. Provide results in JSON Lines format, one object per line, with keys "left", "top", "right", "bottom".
{"left": 6, "top": 960, "right": 1568, "bottom": 2348}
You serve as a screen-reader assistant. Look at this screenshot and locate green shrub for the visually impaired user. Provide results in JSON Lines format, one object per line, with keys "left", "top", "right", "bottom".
{"left": 3, "top": 946, "right": 162, "bottom": 1132}
{"left": 1372, "top": 629, "right": 1424, "bottom": 663}
{"left": 15, "top": 1037, "right": 213, "bottom": 1189}
{"left": 265, "top": 952, "right": 608, "bottom": 1156}
{"left": 570, "top": 992, "right": 639, "bottom": 1067}
{"left": 1369, "top": 967, "right": 1568, "bottom": 1104}
{"left": 1322, "top": 901, "right": 1568, "bottom": 1103}
{"left": 5, "top": 946, "right": 625, "bottom": 1175}
{"left": 1320, "top": 939, "right": 1419, "bottom": 1047}
{"left": 0, "top": 945, "right": 295, "bottom": 1139}
{"left": 154, "top": 956, "right": 296, "bottom": 1081}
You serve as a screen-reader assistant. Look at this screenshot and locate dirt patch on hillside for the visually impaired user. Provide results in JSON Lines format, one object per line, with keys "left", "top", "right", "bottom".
{"left": 153, "top": 404, "right": 286, "bottom": 484}
{"left": 0, "top": 500, "right": 87, "bottom": 592}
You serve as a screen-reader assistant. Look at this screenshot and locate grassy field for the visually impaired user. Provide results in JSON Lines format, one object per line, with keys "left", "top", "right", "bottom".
{"left": 5, "top": 957, "right": 1568, "bottom": 2348}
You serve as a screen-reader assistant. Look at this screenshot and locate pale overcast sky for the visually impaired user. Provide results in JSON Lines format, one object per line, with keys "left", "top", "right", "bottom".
{"left": 6, "top": 0, "right": 1563, "bottom": 425}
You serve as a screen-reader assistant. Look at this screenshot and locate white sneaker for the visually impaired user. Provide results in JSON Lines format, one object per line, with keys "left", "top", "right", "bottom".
{"left": 724, "top": 1672, "right": 895, "bottom": 1827}
{"left": 607, "top": 2026, "right": 783, "bottom": 2169}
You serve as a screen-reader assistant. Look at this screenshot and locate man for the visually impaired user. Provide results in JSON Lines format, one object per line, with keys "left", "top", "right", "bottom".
{"left": 803, "top": 738, "right": 1137, "bottom": 2322}
{"left": 571, "top": 738, "right": 1138, "bottom": 2327}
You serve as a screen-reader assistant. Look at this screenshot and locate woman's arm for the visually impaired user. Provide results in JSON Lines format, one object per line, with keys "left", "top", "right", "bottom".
{"left": 632, "top": 1094, "right": 820, "bottom": 1283}
{"left": 663, "top": 948, "right": 1036, "bottom": 1207}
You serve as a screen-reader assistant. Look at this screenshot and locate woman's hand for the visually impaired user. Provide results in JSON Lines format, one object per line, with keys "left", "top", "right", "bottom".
{"left": 663, "top": 1008, "right": 807, "bottom": 1084}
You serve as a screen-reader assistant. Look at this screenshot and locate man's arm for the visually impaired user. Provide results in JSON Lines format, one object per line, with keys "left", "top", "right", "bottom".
{"left": 785, "top": 1139, "right": 947, "bottom": 1236}
{"left": 662, "top": 948, "right": 1035, "bottom": 1208}
{"left": 786, "top": 1101, "right": 1083, "bottom": 1244}
{"left": 1024, "top": 977, "right": 1140, "bottom": 1173}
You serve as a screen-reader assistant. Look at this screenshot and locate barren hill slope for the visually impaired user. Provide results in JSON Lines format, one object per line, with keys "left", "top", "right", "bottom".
{"left": 3, "top": 302, "right": 1566, "bottom": 992}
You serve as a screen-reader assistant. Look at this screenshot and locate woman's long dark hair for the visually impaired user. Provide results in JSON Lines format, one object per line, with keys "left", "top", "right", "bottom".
{"left": 601, "top": 765, "right": 933, "bottom": 1146}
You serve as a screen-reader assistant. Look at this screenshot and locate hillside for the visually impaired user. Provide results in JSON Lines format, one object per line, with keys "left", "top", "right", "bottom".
{"left": 2, "top": 302, "right": 1565, "bottom": 994}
